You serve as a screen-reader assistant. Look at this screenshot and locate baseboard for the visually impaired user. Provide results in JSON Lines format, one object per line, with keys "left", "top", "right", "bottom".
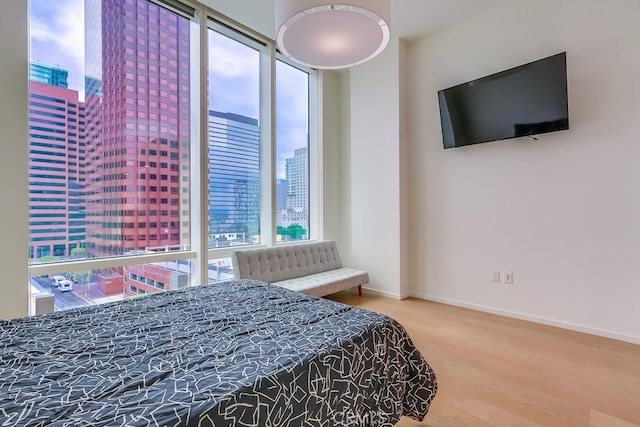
{"left": 362, "top": 286, "right": 403, "bottom": 300}
{"left": 413, "top": 293, "right": 640, "bottom": 345}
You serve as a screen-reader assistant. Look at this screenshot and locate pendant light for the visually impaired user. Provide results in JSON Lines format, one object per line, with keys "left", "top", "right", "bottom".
{"left": 275, "top": 0, "right": 391, "bottom": 70}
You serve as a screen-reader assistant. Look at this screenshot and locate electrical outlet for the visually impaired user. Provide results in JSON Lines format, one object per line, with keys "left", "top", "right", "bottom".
{"left": 490, "top": 270, "right": 500, "bottom": 282}
{"left": 504, "top": 271, "right": 513, "bottom": 284}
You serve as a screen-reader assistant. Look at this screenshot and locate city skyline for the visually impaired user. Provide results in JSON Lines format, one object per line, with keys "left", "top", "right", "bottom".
{"left": 26, "top": 0, "right": 310, "bottom": 308}
{"left": 27, "top": 59, "right": 307, "bottom": 258}
{"left": 29, "top": 0, "right": 309, "bottom": 180}
{"left": 27, "top": 66, "right": 307, "bottom": 259}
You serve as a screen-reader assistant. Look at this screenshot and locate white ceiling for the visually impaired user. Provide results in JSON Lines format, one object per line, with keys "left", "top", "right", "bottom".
{"left": 205, "top": 0, "right": 510, "bottom": 42}
{"left": 391, "top": 0, "right": 510, "bottom": 41}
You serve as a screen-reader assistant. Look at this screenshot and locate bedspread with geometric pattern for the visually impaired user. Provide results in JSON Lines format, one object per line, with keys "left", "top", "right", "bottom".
{"left": 0, "top": 279, "right": 437, "bottom": 426}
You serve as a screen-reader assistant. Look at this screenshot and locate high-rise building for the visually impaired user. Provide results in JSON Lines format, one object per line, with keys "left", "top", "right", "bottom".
{"left": 285, "top": 147, "right": 308, "bottom": 210}
{"left": 208, "top": 111, "right": 260, "bottom": 244}
{"left": 79, "top": 0, "right": 192, "bottom": 295}
{"left": 29, "top": 63, "right": 69, "bottom": 88}
{"left": 84, "top": 0, "right": 191, "bottom": 258}
{"left": 28, "top": 79, "right": 86, "bottom": 259}
{"left": 277, "top": 147, "right": 308, "bottom": 235}
{"left": 276, "top": 178, "right": 287, "bottom": 210}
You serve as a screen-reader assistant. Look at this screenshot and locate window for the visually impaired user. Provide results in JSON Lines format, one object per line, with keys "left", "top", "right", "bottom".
{"left": 27, "top": 0, "right": 316, "bottom": 312}
{"left": 276, "top": 60, "right": 310, "bottom": 242}
{"left": 207, "top": 22, "right": 262, "bottom": 249}
{"left": 29, "top": 0, "right": 192, "bottom": 264}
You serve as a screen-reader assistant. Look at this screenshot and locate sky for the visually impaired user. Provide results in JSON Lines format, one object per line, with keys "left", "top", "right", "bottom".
{"left": 30, "top": 0, "right": 85, "bottom": 98}
{"left": 29, "top": 0, "right": 308, "bottom": 180}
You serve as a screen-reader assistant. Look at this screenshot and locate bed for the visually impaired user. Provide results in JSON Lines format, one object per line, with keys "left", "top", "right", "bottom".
{"left": 0, "top": 279, "right": 437, "bottom": 426}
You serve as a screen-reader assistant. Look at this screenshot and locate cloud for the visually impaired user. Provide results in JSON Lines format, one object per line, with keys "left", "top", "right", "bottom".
{"left": 275, "top": 61, "right": 309, "bottom": 179}
{"left": 30, "top": 0, "right": 85, "bottom": 97}
{"left": 207, "top": 31, "right": 310, "bottom": 180}
{"left": 208, "top": 30, "right": 258, "bottom": 79}
{"left": 276, "top": 61, "right": 309, "bottom": 137}
{"left": 208, "top": 30, "right": 260, "bottom": 119}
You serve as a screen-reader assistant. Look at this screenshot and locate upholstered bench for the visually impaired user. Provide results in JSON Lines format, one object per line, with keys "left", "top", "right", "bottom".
{"left": 231, "top": 240, "right": 368, "bottom": 297}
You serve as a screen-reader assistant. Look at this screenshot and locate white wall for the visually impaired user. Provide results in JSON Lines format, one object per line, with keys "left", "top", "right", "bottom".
{"left": 321, "top": 71, "right": 343, "bottom": 246}
{"left": 336, "top": 71, "right": 353, "bottom": 265}
{"left": 407, "top": 0, "right": 640, "bottom": 343}
{"left": 0, "top": 0, "right": 29, "bottom": 319}
{"left": 201, "top": 0, "right": 275, "bottom": 39}
{"left": 346, "top": 39, "right": 406, "bottom": 298}
{"left": 398, "top": 39, "right": 411, "bottom": 298}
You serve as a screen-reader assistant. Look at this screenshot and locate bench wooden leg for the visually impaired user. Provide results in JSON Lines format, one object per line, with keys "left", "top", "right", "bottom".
{"left": 358, "top": 284, "right": 362, "bottom": 296}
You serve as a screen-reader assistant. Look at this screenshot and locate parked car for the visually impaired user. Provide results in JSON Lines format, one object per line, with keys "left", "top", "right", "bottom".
{"left": 51, "top": 275, "right": 66, "bottom": 287}
{"left": 58, "top": 279, "right": 73, "bottom": 292}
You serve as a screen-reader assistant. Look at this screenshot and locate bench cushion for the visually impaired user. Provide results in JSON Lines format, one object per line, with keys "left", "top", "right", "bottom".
{"left": 274, "top": 268, "right": 369, "bottom": 297}
{"left": 232, "top": 241, "right": 343, "bottom": 283}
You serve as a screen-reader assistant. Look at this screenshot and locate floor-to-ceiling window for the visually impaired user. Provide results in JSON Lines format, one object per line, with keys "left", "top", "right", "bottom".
{"left": 207, "top": 22, "right": 261, "bottom": 251}
{"left": 275, "top": 59, "right": 310, "bottom": 242}
{"left": 28, "top": 0, "right": 197, "bottom": 309}
{"left": 27, "top": 0, "right": 316, "bottom": 313}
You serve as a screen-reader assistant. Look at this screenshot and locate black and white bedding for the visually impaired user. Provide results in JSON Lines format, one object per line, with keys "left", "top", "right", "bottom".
{"left": 0, "top": 279, "right": 437, "bottom": 426}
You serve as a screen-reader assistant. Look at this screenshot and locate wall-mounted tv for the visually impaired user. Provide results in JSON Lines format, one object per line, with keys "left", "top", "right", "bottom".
{"left": 438, "top": 52, "right": 569, "bottom": 149}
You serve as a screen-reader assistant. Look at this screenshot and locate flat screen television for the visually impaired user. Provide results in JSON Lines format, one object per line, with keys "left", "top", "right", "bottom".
{"left": 438, "top": 52, "right": 569, "bottom": 149}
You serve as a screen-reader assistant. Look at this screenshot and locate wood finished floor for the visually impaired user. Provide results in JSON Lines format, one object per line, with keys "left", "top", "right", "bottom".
{"left": 327, "top": 290, "right": 640, "bottom": 427}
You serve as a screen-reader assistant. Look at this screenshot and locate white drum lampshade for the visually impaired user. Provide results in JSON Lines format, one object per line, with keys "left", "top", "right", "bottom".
{"left": 275, "top": 0, "right": 391, "bottom": 70}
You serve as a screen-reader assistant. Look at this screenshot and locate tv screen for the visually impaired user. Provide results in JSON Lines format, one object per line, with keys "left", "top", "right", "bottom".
{"left": 438, "top": 52, "right": 569, "bottom": 149}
